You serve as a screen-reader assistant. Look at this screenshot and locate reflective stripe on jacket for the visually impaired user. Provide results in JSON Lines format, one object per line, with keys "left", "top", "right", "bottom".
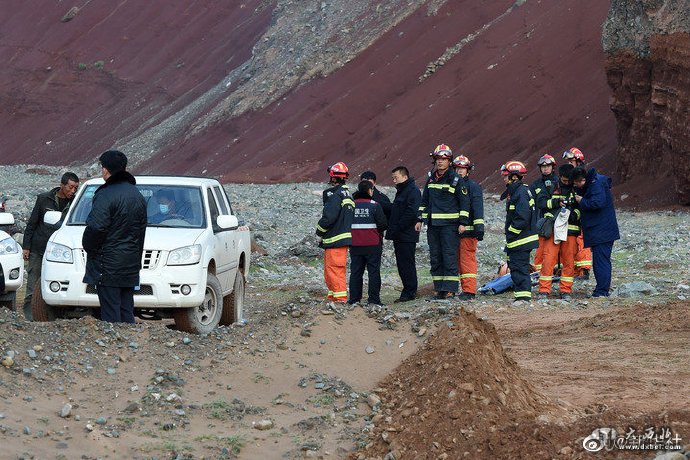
{"left": 460, "top": 177, "right": 484, "bottom": 239}
{"left": 316, "top": 184, "right": 355, "bottom": 248}
{"left": 504, "top": 181, "right": 538, "bottom": 253}
{"left": 530, "top": 174, "right": 558, "bottom": 220}
{"left": 417, "top": 169, "right": 470, "bottom": 227}
{"left": 352, "top": 197, "right": 387, "bottom": 247}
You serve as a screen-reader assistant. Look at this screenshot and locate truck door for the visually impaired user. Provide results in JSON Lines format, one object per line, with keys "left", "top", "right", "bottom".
{"left": 206, "top": 188, "right": 233, "bottom": 291}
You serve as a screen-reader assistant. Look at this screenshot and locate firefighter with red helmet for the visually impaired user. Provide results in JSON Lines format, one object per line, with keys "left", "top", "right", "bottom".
{"left": 530, "top": 154, "right": 558, "bottom": 272}
{"left": 563, "top": 147, "right": 592, "bottom": 279}
{"left": 503, "top": 160, "right": 538, "bottom": 305}
{"left": 536, "top": 163, "right": 580, "bottom": 301}
{"left": 316, "top": 162, "right": 355, "bottom": 303}
{"left": 452, "top": 154, "right": 484, "bottom": 300}
{"left": 415, "top": 144, "right": 470, "bottom": 300}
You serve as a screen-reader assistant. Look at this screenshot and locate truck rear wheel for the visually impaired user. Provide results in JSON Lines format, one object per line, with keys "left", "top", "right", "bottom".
{"left": 31, "top": 280, "right": 57, "bottom": 321}
{"left": 220, "top": 271, "right": 244, "bottom": 325}
{"left": 173, "top": 273, "right": 223, "bottom": 334}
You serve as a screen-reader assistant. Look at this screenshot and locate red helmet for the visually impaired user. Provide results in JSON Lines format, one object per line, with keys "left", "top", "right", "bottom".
{"left": 431, "top": 144, "right": 453, "bottom": 159}
{"left": 570, "top": 147, "right": 585, "bottom": 161}
{"left": 327, "top": 161, "right": 349, "bottom": 178}
{"left": 504, "top": 160, "right": 527, "bottom": 175}
{"left": 563, "top": 147, "right": 584, "bottom": 162}
{"left": 537, "top": 154, "right": 556, "bottom": 166}
{"left": 453, "top": 155, "right": 473, "bottom": 169}
{"left": 500, "top": 164, "right": 509, "bottom": 176}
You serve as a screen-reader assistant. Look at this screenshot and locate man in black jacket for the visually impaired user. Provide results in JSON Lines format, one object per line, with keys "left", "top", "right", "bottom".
{"left": 82, "top": 150, "right": 147, "bottom": 323}
{"left": 360, "top": 171, "right": 392, "bottom": 219}
{"left": 385, "top": 166, "right": 421, "bottom": 302}
{"left": 22, "top": 172, "right": 79, "bottom": 320}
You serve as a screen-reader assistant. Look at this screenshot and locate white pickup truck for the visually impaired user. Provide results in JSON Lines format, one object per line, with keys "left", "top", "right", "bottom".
{"left": 34, "top": 176, "right": 250, "bottom": 334}
{"left": 0, "top": 213, "right": 24, "bottom": 310}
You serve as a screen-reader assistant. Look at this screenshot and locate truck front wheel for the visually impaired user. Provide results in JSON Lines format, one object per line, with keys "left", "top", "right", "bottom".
{"left": 0, "top": 291, "right": 16, "bottom": 311}
{"left": 173, "top": 273, "right": 223, "bottom": 334}
{"left": 31, "top": 280, "right": 57, "bottom": 321}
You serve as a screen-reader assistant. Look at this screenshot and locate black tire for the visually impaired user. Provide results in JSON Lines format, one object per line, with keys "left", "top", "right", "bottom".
{"left": 220, "top": 271, "right": 244, "bottom": 326}
{"left": 0, "top": 291, "right": 16, "bottom": 311}
{"left": 173, "top": 273, "right": 223, "bottom": 334}
{"left": 31, "top": 280, "right": 57, "bottom": 322}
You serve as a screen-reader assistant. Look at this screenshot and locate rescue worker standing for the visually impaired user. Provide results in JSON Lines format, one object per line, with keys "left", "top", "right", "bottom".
{"left": 503, "top": 161, "right": 538, "bottom": 305}
{"left": 415, "top": 144, "right": 470, "bottom": 300}
{"left": 563, "top": 147, "right": 592, "bottom": 279}
{"left": 530, "top": 154, "right": 558, "bottom": 273}
{"left": 536, "top": 164, "right": 580, "bottom": 301}
{"left": 348, "top": 181, "right": 387, "bottom": 306}
{"left": 316, "top": 162, "right": 355, "bottom": 303}
{"left": 452, "top": 155, "right": 484, "bottom": 300}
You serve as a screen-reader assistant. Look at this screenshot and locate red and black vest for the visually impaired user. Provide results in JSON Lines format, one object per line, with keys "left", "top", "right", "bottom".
{"left": 352, "top": 199, "right": 383, "bottom": 247}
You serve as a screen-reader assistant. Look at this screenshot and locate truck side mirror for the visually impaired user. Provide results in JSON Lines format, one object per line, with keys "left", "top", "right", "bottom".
{"left": 44, "top": 211, "right": 62, "bottom": 225}
{"left": 216, "top": 215, "right": 239, "bottom": 230}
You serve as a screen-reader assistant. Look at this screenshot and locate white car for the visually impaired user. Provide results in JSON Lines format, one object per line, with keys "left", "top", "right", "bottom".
{"left": 0, "top": 213, "right": 24, "bottom": 310}
{"left": 34, "top": 176, "right": 251, "bottom": 334}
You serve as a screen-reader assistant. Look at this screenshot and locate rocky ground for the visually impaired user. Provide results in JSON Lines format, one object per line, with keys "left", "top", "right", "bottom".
{"left": 1, "top": 167, "right": 689, "bottom": 459}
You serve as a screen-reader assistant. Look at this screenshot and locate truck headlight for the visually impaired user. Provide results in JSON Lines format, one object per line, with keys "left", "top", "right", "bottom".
{"left": 0, "top": 237, "right": 19, "bottom": 255}
{"left": 45, "top": 241, "right": 74, "bottom": 264}
{"left": 167, "top": 245, "right": 201, "bottom": 266}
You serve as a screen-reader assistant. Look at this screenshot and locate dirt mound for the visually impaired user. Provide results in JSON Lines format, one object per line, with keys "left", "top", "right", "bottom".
{"left": 360, "top": 309, "right": 570, "bottom": 459}
{"left": 358, "top": 308, "right": 690, "bottom": 459}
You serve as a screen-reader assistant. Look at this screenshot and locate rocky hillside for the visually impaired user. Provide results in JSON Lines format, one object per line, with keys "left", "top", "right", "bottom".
{"left": 603, "top": 0, "right": 690, "bottom": 206}
{"left": 2, "top": 1, "right": 623, "bottom": 194}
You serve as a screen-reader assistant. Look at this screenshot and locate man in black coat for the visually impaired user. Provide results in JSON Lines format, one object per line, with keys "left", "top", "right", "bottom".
{"left": 385, "top": 166, "right": 422, "bottom": 302}
{"left": 22, "top": 172, "right": 79, "bottom": 320}
{"left": 360, "top": 171, "right": 392, "bottom": 219}
{"left": 82, "top": 150, "right": 147, "bottom": 323}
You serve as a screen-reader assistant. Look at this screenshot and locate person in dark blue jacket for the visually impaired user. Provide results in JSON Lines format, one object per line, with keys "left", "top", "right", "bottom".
{"left": 572, "top": 167, "right": 620, "bottom": 297}
{"left": 385, "top": 166, "right": 422, "bottom": 302}
{"left": 83, "top": 150, "right": 147, "bottom": 323}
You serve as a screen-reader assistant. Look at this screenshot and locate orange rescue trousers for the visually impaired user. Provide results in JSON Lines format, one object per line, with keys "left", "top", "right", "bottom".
{"left": 324, "top": 246, "right": 348, "bottom": 302}
{"left": 574, "top": 234, "right": 592, "bottom": 276}
{"left": 538, "top": 235, "right": 577, "bottom": 293}
{"left": 457, "top": 238, "right": 478, "bottom": 294}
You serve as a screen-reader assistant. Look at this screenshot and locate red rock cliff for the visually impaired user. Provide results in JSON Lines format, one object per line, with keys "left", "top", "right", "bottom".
{"left": 604, "top": 1, "right": 690, "bottom": 206}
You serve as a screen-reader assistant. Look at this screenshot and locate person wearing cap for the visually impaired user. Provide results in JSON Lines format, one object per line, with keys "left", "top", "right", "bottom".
{"left": 22, "top": 172, "right": 80, "bottom": 320}
{"left": 452, "top": 155, "right": 484, "bottom": 300}
{"left": 415, "top": 144, "right": 470, "bottom": 300}
{"left": 360, "top": 171, "right": 392, "bottom": 219}
{"left": 316, "top": 162, "right": 355, "bottom": 303}
{"left": 386, "top": 166, "right": 422, "bottom": 302}
{"left": 503, "top": 160, "right": 538, "bottom": 305}
{"left": 82, "top": 150, "right": 147, "bottom": 323}
{"left": 563, "top": 147, "right": 592, "bottom": 279}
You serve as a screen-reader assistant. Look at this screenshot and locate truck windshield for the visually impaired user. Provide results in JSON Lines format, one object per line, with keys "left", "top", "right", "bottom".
{"left": 67, "top": 185, "right": 206, "bottom": 228}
